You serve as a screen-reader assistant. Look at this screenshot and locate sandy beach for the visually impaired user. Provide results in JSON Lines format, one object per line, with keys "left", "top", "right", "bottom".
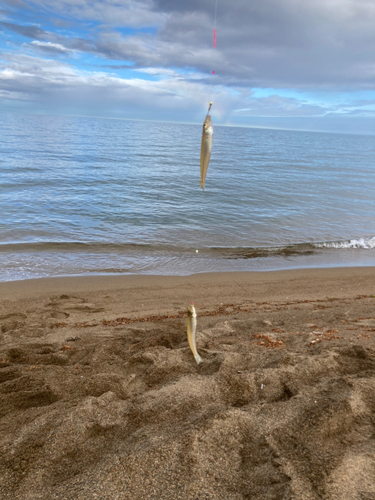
{"left": 1, "top": 267, "right": 375, "bottom": 500}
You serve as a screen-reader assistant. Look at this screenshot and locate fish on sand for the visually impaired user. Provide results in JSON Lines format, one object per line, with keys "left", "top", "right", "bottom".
{"left": 187, "top": 302, "right": 202, "bottom": 365}
{"left": 200, "top": 103, "right": 213, "bottom": 191}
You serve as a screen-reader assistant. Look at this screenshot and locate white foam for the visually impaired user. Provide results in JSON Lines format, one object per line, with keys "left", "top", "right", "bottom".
{"left": 315, "top": 237, "right": 375, "bottom": 250}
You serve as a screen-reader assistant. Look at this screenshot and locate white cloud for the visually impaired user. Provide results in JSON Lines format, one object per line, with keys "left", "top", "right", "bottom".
{"left": 26, "top": 40, "right": 78, "bottom": 55}
{"left": 2, "top": 0, "right": 375, "bottom": 89}
{"left": 0, "top": 0, "right": 375, "bottom": 132}
{"left": 136, "top": 67, "right": 178, "bottom": 77}
{"left": 27, "top": 0, "right": 168, "bottom": 28}
{"left": 1, "top": 52, "right": 373, "bottom": 124}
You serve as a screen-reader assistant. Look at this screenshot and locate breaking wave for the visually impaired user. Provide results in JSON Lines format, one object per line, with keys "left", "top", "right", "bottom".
{"left": 1, "top": 237, "right": 375, "bottom": 260}
{"left": 314, "top": 237, "right": 375, "bottom": 250}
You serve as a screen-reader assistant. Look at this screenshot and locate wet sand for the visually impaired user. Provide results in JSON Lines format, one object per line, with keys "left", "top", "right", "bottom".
{"left": 1, "top": 268, "right": 375, "bottom": 499}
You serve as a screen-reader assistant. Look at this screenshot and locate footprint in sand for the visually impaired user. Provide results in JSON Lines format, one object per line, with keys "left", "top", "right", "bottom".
{"left": 63, "top": 304, "right": 105, "bottom": 313}
{"left": 0, "top": 313, "right": 27, "bottom": 321}
{"left": 0, "top": 313, "right": 27, "bottom": 333}
{"left": 50, "top": 311, "right": 70, "bottom": 319}
{"left": 45, "top": 295, "right": 86, "bottom": 307}
{"left": 46, "top": 295, "right": 104, "bottom": 314}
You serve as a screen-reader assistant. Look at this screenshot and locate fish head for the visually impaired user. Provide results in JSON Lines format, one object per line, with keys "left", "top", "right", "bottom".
{"left": 203, "top": 116, "right": 213, "bottom": 137}
{"left": 187, "top": 302, "right": 196, "bottom": 317}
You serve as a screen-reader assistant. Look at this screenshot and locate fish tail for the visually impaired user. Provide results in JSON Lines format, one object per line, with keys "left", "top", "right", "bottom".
{"left": 194, "top": 353, "right": 202, "bottom": 365}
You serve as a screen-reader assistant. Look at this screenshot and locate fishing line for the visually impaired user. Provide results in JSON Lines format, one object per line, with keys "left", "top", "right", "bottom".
{"left": 212, "top": 0, "right": 218, "bottom": 63}
{"left": 209, "top": 0, "right": 218, "bottom": 108}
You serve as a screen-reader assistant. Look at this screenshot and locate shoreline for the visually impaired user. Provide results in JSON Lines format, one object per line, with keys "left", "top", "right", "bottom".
{"left": 2, "top": 243, "right": 375, "bottom": 283}
{"left": 1, "top": 266, "right": 375, "bottom": 305}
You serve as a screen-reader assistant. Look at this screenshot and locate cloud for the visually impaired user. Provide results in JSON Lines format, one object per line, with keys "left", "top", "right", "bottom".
{"left": 233, "top": 94, "right": 375, "bottom": 119}
{"left": 0, "top": 52, "right": 250, "bottom": 126}
{"left": 152, "top": 0, "right": 375, "bottom": 89}
{"left": 0, "top": 53, "right": 208, "bottom": 116}
{"left": 0, "top": 20, "right": 47, "bottom": 39}
{"left": 233, "top": 96, "right": 330, "bottom": 118}
{"left": 23, "top": 0, "right": 168, "bottom": 28}
{"left": 137, "top": 67, "right": 179, "bottom": 77}
{"left": 0, "top": 7, "right": 11, "bottom": 17}
{"left": 0, "top": 20, "right": 97, "bottom": 53}
{"left": 0, "top": 0, "right": 374, "bottom": 133}
{"left": 1, "top": 52, "right": 373, "bottom": 124}
{"left": 24, "top": 40, "right": 77, "bottom": 55}
{"left": 2, "top": 0, "right": 375, "bottom": 89}
{"left": 0, "top": 0, "right": 30, "bottom": 9}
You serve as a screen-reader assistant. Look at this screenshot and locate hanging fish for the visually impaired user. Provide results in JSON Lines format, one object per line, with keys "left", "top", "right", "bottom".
{"left": 200, "top": 102, "right": 213, "bottom": 191}
{"left": 187, "top": 302, "right": 202, "bottom": 365}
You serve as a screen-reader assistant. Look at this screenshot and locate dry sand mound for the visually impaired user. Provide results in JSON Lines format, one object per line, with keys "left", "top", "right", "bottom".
{"left": 0, "top": 272, "right": 375, "bottom": 499}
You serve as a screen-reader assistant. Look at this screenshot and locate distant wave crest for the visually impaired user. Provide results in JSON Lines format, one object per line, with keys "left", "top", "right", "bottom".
{"left": 314, "top": 237, "right": 375, "bottom": 250}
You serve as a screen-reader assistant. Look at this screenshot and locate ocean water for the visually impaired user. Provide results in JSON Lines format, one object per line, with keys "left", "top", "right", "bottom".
{"left": 1, "top": 113, "right": 375, "bottom": 282}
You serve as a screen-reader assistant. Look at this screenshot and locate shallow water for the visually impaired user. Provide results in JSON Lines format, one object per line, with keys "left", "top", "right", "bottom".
{"left": 1, "top": 113, "right": 375, "bottom": 281}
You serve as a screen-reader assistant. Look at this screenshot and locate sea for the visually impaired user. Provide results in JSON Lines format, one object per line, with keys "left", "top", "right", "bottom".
{"left": 1, "top": 113, "right": 375, "bottom": 282}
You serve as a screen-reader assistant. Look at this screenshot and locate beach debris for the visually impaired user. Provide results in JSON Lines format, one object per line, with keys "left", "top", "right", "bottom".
{"left": 254, "top": 333, "right": 285, "bottom": 349}
{"left": 187, "top": 302, "right": 202, "bottom": 365}
{"left": 308, "top": 329, "right": 342, "bottom": 346}
{"left": 66, "top": 336, "right": 81, "bottom": 342}
{"left": 358, "top": 333, "right": 371, "bottom": 340}
{"left": 200, "top": 103, "right": 213, "bottom": 191}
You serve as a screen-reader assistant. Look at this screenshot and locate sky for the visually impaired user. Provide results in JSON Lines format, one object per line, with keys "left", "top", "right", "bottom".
{"left": 0, "top": 0, "right": 375, "bottom": 134}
